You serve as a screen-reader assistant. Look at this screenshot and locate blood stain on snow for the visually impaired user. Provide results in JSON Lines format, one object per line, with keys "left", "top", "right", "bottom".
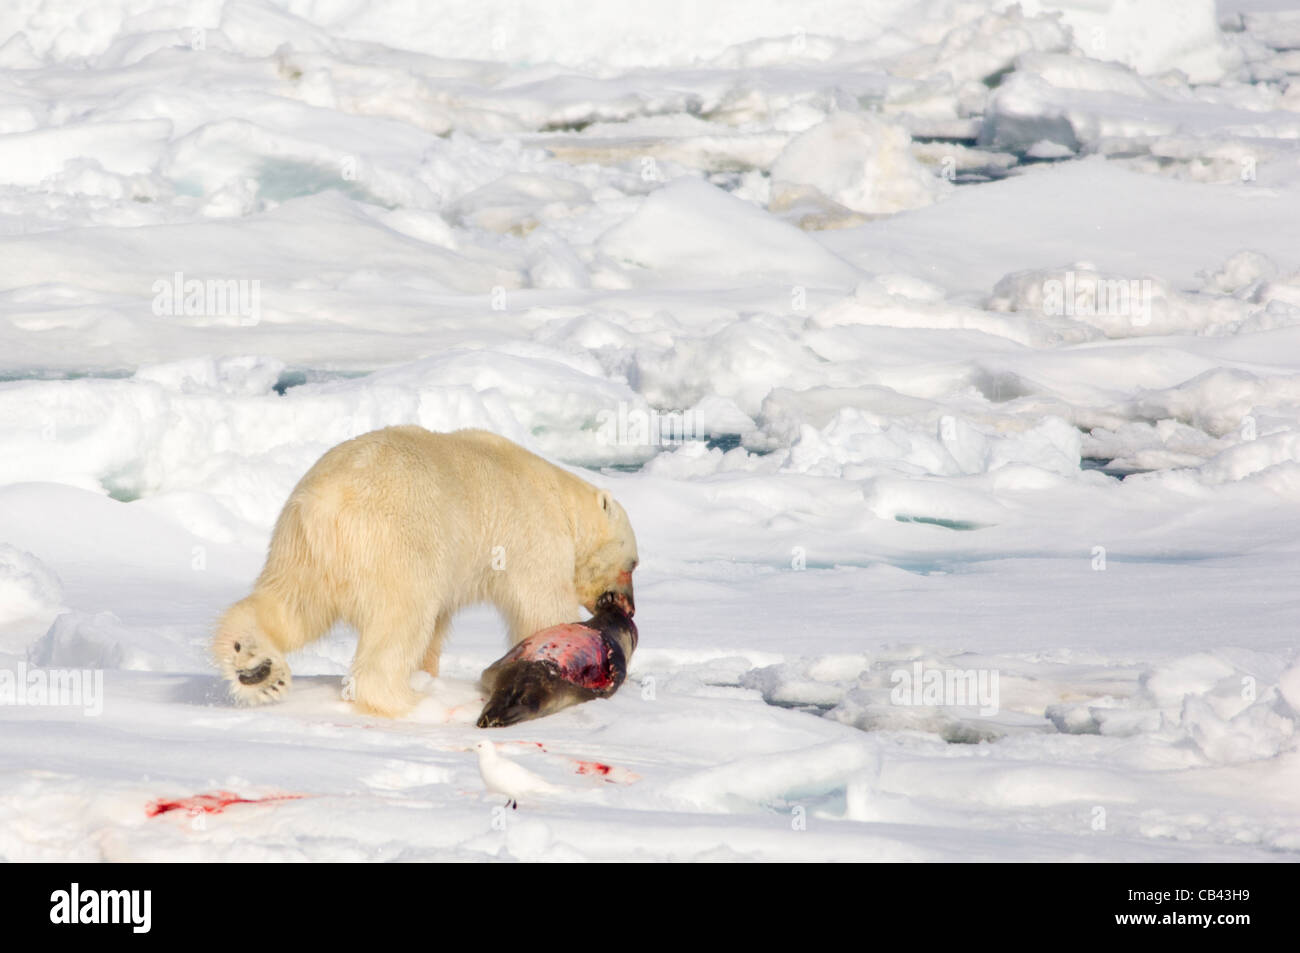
{"left": 146, "top": 790, "right": 304, "bottom": 818}
{"left": 573, "top": 759, "right": 639, "bottom": 783}
{"left": 497, "top": 746, "right": 636, "bottom": 782}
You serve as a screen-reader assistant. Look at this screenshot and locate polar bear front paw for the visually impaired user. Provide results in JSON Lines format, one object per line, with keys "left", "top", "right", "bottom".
{"left": 217, "top": 633, "right": 292, "bottom": 706}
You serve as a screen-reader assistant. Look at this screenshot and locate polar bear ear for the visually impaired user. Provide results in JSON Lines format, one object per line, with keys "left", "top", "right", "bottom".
{"left": 597, "top": 489, "right": 624, "bottom": 520}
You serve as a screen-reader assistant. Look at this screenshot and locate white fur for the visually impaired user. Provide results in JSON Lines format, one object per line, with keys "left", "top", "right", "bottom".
{"left": 212, "top": 426, "right": 638, "bottom": 717}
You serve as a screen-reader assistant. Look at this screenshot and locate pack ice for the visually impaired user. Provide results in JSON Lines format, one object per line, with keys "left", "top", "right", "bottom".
{"left": 1, "top": 0, "right": 1299, "bottom": 860}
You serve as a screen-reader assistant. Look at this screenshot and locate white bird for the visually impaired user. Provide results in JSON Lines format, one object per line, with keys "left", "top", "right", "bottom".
{"left": 474, "top": 740, "right": 565, "bottom": 808}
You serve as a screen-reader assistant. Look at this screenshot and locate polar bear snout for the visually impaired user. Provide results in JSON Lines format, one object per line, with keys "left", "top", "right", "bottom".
{"left": 615, "top": 570, "right": 635, "bottom": 616}
{"left": 598, "top": 587, "right": 634, "bottom": 618}
{"left": 584, "top": 574, "right": 633, "bottom": 617}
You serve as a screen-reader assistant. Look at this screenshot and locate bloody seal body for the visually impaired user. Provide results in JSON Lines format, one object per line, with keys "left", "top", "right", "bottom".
{"left": 477, "top": 591, "right": 637, "bottom": 728}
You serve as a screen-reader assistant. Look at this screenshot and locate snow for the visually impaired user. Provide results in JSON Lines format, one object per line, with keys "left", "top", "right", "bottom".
{"left": 769, "top": 112, "right": 952, "bottom": 217}
{"left": 597, "top": 176, "right": 863, "bottom": 288}
{"left": 1, "top": 0, "right": 1299, "bottom": 861}
{"left": 1016, "top": 0, "right": 1236, "bottom": 85}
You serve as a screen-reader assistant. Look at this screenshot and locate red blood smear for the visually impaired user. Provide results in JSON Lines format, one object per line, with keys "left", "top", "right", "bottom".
{"left": 498, "top": 626, "right": 616, "bottom": 692}
{"left": 146, "top": 790, "right": 303, "bottom": 818}
{"left": 574, "top": 760, "right": 613, "bottom": 777}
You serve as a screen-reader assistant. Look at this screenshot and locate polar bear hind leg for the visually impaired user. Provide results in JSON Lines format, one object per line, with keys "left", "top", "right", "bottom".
{"left": 211, "top": 498, "right": 341, "bottom": 706}
{"left": 348, "top": 595, "right": 438, "bottom": 718}
{"left": 211, "top": 597, "right": 292, "bottom": 705}
{"left": 420, "top": 611, "right": 454, "bottom": 677}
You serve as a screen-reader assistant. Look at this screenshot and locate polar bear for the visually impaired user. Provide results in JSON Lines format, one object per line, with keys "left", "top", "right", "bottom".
{"left": 211, "top": 426, "right": 638, "bottom": 718}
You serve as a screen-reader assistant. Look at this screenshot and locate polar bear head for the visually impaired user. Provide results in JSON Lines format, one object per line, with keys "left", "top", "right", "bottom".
{"left": 575, "top": 489, "right": 638, "bottom": 616}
